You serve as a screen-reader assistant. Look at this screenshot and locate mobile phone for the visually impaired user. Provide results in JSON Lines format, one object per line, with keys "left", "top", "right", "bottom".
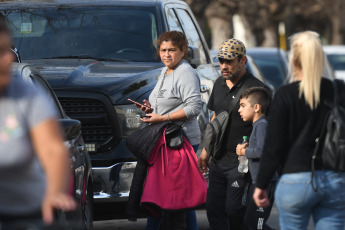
{"left": 127, "top": 98, "right": 151, "bottom": 109}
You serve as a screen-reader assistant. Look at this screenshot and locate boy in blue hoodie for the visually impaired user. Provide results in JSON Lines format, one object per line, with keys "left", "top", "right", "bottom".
{"left": 236, "top": 87, "right": 277, "bottom": 230}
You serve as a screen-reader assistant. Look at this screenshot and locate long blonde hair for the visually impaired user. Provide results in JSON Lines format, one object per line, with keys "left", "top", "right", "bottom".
{"left": 288, "top": 31, "right": 324, "bottom": 110}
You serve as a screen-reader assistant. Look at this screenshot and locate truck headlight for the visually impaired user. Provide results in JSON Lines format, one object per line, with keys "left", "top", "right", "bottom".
{"left": 115, "top": 105, "right": 147, "bottom": 137}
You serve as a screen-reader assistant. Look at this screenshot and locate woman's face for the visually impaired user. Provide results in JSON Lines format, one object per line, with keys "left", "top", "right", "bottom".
{"left": 0, "top": 32, "right": 13, "bottom": 91}
{"left": 159, "top": 41, "right": 184, "bottom": 70}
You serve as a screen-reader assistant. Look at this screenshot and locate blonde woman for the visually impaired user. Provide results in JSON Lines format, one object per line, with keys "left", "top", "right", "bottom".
{"left": 253, "top": 31, "right": 345, "bottom": 230}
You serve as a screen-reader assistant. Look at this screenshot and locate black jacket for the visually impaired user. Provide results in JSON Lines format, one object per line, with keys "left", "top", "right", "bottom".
{"left": 256, "top": 79, "right": 345, "bottom": 189}
{"left": 126, "top": 121, "right": 169, "bottom": 220}
{"left": 126, "top": 121, "right": 169, "bottom": 163}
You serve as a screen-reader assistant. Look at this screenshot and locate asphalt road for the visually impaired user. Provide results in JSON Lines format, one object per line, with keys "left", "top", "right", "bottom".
{"left": 93, "top": 203, "right": 314, "bottom": 230}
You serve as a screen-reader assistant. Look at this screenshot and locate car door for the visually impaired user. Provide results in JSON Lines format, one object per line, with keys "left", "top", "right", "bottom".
{"left": 164, "top": 4, "right": 218, "bottom": 129}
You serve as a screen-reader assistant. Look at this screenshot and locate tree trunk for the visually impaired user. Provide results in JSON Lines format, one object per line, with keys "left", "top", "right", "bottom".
{"left": 208, "top": 17, "right": 234, "bottom": 50}
{"left": 331, "top": 17, "right": 342, "bottom": 44}
{"left": 262, "top": 25, "right": 278, "bottom": 47}
{"left": 238, "top": 14, "right": 257, "bottom": 47}
{"left": 330, "top": 0, "right": 343, "bottom": 44}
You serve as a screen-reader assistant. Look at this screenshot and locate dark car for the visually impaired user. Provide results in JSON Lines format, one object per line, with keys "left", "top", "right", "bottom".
{"left": 247, "top": 48, "right": 335, "bottom": 89}
{"left": 11, "top": 63, "right": 94, "bottom": 229}
{"left": 1, "top": 0, "right": 219, "bottom": 220}
{"left": 246, "top": 47, "right": 289, "bottom": 90}
{"left": 322, "top": 46, "right": 343, "bottom": 80}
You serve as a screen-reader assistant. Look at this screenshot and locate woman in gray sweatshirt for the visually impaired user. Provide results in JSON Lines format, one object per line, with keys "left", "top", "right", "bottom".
{"left": 140, "top": 32, "right": 202, "bottom": 147}
{"left": 136, "top": 31, "right": 202, "bottom": 230}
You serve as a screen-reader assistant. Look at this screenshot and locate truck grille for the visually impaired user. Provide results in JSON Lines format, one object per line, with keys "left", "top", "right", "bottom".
{"left": 58, "top": 97, "right": 119, "bottom": 153}
{"left": 59, "top": 98, "right": 106, "bottom": 114}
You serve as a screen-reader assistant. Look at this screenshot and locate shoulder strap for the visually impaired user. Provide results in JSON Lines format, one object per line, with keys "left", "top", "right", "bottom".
{"left": 227, "top": 77, "right": 250, "bottom": 115}
{"left": 333, "top": 79, "right": 339, "bottom": 106}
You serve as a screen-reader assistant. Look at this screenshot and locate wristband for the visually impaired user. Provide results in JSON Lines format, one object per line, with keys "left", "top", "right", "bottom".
{"left": 167, "top": 113, "right": 171, "bottom": 122}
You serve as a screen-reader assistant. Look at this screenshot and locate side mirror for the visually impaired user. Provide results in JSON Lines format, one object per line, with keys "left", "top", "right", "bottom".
{"left": 187, "top": 46, "right": 201, "bottom": 68}
{"left": 59, "top": 119, "right": 81, "bottom": 141}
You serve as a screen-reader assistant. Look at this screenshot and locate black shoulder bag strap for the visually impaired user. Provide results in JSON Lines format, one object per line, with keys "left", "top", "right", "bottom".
{"left": 225, "top": 77, "right": 251, "bottom": 116}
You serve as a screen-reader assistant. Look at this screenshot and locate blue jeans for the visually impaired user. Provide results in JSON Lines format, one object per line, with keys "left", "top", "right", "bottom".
{"left": 275, "top": 171, "right": 345, "bottom": 230}
{"left": 146, "top": 144, "right": 199, "bottom": 230}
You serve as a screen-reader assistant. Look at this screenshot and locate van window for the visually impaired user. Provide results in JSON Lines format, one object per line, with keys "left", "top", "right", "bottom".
{"left": 174, "top": 9, "right": 208, "bottom": 64}
{"left": 166, "top": 8, "right": 183, "bottom": 32}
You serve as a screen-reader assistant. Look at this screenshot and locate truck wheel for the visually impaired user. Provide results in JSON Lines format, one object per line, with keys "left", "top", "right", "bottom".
{"left": 82, "top": 182, "right": 94, "bottom": 230}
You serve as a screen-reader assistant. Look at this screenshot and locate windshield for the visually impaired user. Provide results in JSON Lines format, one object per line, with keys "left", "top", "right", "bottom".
{"left": 4, "top": 7, "right": 159, "bottom": 62}
{"left": 327, "top": 54, "right": 345, "bottom": 71}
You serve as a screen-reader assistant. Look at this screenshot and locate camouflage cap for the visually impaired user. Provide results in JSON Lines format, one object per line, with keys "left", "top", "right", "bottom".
{"left": 215, "top": 38, "right": 246, "bottom": 60}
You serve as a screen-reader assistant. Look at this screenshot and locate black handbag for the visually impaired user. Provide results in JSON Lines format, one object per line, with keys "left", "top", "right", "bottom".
{"left": 165, "top": 123, "right": 185, "bottom": 149}
{"left": 126, "top": 121, "right": 170, "bottom": 163}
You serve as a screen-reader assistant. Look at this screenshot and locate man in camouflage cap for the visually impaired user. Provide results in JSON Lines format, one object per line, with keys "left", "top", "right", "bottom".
{"left": 198, "top": 38, "right": 268, "bottom": 230}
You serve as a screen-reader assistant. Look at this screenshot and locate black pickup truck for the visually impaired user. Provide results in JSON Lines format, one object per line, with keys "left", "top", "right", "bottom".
{"left": 2, "top": 0, "right": 219, "bottom": 220}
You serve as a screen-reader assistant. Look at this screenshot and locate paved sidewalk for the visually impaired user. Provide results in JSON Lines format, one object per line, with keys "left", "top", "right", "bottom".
{"left": 94, "top": 205, "right": 315, "bottom": 230}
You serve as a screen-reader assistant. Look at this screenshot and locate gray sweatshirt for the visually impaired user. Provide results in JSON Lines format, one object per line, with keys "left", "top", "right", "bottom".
{"left": 246, "top": 116, "right": 268, "bottom": 184}
{"left": 149, "top": 59, "right": 202, "bottom": 145}
{"left": 0, "top": 78, "right": 57, "bottom": 215}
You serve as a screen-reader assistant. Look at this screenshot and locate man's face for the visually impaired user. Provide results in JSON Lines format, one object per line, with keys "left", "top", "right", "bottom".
{"left": 219, "top": 56, "right": 244, "bottom": 81}
{"left": 238, "top": 97, "right": 255, "bottom": 122}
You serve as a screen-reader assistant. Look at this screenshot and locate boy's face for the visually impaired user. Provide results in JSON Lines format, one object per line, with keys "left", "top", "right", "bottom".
{"left": 238, "top": 97, "right": 255, "bottom": 122}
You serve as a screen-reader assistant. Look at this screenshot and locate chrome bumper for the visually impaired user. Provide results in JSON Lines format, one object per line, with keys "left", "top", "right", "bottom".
{"left": 92, "top": 161, "right": 137, "bottom": 203}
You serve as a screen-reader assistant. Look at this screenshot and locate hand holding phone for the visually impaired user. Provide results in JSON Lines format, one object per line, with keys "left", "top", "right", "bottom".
{"left": 128, "top": 99, "right": 152, "bottom": 113}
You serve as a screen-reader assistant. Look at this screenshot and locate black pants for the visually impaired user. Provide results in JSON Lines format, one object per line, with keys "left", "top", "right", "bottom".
{"left": 0, "top": 210, "right": 42, "bottom": 230}
{"left": 206, "top": 161, "right": 250, "bottom": 230}
{"left": 244, "top": 182, "right": 276, "bottom": 230}
{"left": 162, "top": 211, "right": 187, "bottom": 230}
{"left": 0, "top": 209, "right": 42, "bottom": 222}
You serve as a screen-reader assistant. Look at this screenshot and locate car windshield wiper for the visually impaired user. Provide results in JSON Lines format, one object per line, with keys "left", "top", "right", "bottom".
{"left": 43, "top": 55, "right": 128, "bottom": 62}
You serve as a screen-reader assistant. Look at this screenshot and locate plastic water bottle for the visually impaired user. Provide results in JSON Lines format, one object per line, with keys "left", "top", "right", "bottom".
{"left": 238, "top": 136, "right": 248, "bottom": 173}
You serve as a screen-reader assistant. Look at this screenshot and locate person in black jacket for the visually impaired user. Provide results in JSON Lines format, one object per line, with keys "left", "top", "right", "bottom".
{"left": 253, "top": 31, "right": 345, "bottom": 230}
